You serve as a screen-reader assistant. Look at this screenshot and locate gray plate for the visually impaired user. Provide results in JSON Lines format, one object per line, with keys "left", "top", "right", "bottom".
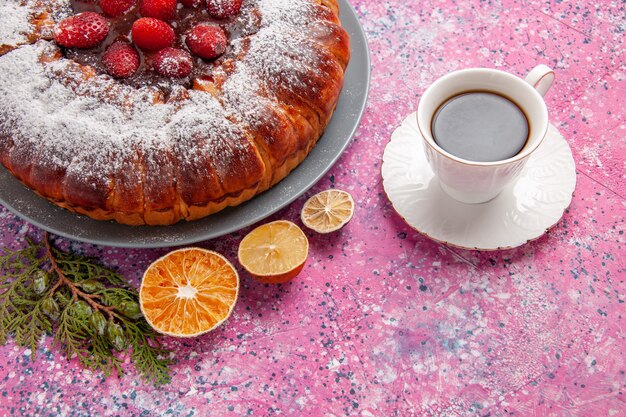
{"left": 0, "top": 0, "right": 370, "bottom": 248}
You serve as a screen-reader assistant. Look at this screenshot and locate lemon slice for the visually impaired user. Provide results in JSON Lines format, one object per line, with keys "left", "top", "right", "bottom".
{"left": 301, "top": 189, "right": 355, "bottom": 233}
{"left": 238, "top": 220, "right": 309, "bottom": 284}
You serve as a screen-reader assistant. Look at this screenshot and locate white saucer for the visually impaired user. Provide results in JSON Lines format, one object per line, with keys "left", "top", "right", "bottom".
{"left": 382, "top": 113, "right": 576, "bottom": 250}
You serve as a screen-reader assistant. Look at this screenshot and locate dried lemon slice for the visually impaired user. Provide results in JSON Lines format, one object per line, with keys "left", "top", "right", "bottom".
{"left": 301, "top": 189, "right": 355, "bottom": 233}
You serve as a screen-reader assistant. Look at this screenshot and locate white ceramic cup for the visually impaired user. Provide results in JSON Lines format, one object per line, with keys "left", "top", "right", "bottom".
{"left": 417, "top": 65, "right": 554, "bottom": 204}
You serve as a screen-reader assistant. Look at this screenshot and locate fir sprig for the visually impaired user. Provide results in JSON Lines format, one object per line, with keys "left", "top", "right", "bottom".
{"left": 0, "top": 233, "right": 172, "bottom": 385}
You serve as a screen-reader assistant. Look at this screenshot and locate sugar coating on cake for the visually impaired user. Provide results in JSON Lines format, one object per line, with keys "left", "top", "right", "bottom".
{"left": 0, "top": 0, "right": 349, "bottom": 224}
{"left": 0, "top": 0, "right": 33, "bottom": 46}
{"left": 0, "top": 0, "right": 73, "bottom": 47}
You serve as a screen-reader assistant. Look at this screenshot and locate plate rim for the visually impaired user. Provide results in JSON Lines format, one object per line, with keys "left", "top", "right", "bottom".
{"left": 0, "top": 0, "right": 371, "bottom": 248}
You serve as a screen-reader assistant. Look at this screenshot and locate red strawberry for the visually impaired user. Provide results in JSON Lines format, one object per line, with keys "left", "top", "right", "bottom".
{"left": 53, "top": 12, "right": 110, "bottom": 49}
{"left": 103, "top": 41, "right": 140, "bottom": 78}
{"left": 140, "top": 0, "right": 177, "bottom": 21}
{"left": 100, "top": 0, "right": 136, "bottom": 17}
{"left": 153, "top": 47, "right": 193, "bottom": 78}
{"left": 206, "top": 0, "right": 242, "bottom": 19}
{"left": 131, "top": 17, "right": 175, "bottom": 51}
{"left": 181, "top": 0, "right": 204, "bottom": 7}
{"left": 185, "top": 24, "right": 227, "bottom": 60}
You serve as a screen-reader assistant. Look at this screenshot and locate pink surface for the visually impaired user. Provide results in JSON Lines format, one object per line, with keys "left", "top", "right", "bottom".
{"left": 1, "top": 0, "right": 625, "bottom": 416}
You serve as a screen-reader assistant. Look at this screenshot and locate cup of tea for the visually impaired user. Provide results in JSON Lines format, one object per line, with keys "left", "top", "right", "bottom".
{"left": 416, "top": 65, "right": 554, "bottom": 204}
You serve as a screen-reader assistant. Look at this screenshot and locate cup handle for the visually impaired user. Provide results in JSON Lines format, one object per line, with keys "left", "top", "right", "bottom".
{"left": 525, "top": 64, "right": 555, "bottom": 97}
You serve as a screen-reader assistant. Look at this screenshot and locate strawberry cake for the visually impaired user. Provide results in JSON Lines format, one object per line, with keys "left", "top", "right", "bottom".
{"left": 0, "top": 0, "right": 350, "bottom": 225}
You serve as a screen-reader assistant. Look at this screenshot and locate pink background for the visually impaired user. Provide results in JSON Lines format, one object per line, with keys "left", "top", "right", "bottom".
{"left": 1, "top": 0, "right": 625, "bottom": 415}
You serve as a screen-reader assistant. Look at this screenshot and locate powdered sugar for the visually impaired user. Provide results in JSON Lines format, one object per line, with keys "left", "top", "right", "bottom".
{"left": 257, "top": 0, "right": 316, "bottom": 27}
{"left": 222, "top": 0, "right": 325, "bottom": 127}
{"left": 0, "top": 0, "right": 74, "bottom": 48}
{"left": 0, "top": 0, "right": 34, "bottom": 46}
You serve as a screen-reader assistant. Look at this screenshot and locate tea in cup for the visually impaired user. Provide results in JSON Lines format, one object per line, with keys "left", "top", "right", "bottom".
{"left": 416, "top": 65, "right": 554, "bottom": 204}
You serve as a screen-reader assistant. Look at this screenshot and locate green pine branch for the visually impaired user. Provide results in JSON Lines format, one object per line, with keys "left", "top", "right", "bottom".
{"left": 0, "top": 233, "right": 173, "bottom": 385}
{"left": 52, "top": 248, "right": 126, "bottom": 286}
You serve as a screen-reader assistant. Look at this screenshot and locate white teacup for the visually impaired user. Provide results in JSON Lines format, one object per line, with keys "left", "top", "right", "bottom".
{"left": 417, "top": 65, "right": 555, "bottom": 204}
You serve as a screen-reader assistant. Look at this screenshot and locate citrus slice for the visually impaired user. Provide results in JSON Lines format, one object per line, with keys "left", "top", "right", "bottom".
{"left": 139, "top": 248, "right": 239, "bottom": 337}
{"left": 301, "top": 189, "right": 355, "bottom": 233}
{"left": 238, "top": 220, "right": 309, "bottom": 284}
